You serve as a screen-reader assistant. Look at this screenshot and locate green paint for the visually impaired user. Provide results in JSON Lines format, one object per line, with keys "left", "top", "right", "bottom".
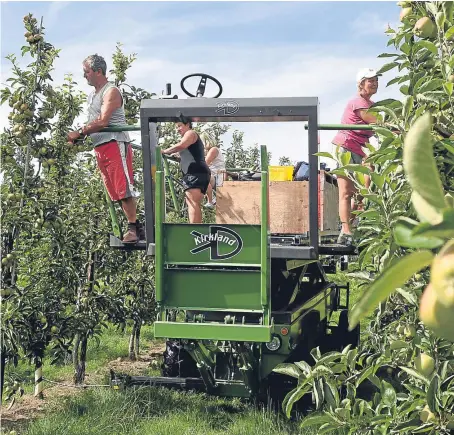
{"left": 163, "top": 157, "right": 180, "bottom": 213}
{"left": 155, "top": 150, "right": 165, "bottom": 320}
{"left": 163, "top": 268, "right": 262, "bottom": 310}
{"left": 260, "top": 145, "right": 270, "bottom": 325}
{"left": 304, "top": 124, "right": 374, "bottom": 131}
{"left": 101, "top": 125, "right": 141, "bottom": 132}
{"left": 154, "top": 321, "right": 272, "bottom": 342}
{"left": 105, "top": 186, "right": 122, "bottom": 239}
{"left": 164, "top": 223, "right": 261, "bottom": 265}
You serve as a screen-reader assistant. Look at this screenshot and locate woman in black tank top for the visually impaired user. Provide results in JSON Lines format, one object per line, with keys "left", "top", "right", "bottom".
{"left": 161, "top": 118, "right": 211, "bottom": 223}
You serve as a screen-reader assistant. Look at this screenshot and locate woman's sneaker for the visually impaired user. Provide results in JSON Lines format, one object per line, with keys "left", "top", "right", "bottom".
{"left": 337, "top": 231, "right": 354, "bottom": 246}
{"left": 204, "top": 202, "right": 215, "bottom": 210}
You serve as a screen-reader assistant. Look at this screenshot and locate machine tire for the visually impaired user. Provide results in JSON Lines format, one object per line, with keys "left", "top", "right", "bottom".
{"left": 336, "top": 310, "right": 360, "bottom": 350}
{"left": 161, "top": 340, "right": 199, "bottom": 378}
{"left": 260, "top": 372, "right": 299, "bottom": 411}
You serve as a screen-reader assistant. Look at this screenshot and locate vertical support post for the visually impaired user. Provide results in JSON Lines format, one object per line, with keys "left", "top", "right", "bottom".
{"left": 308, "top": 105, "right": 319, "bottom": 257}
{"left": 260, "top": 145, "right": 270, "bottom": 326}
{"left": 163, "top": 157, "right": 181, "bottom": 214}
{"left": 104, "top": 186, "right": 122, "bottom": 239}
{"left": 141, "top": 117, "right": 157, "bottom": 246}
{"left": 155, "top": 149, "right": 166, "bottom": 321}
{"left": 1, "top": 352, "right": 5, "bottom": 404}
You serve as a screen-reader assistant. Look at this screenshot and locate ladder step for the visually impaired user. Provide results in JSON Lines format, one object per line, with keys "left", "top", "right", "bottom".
{"left": 110, "top": 235, "right": 147, "bottom": 250}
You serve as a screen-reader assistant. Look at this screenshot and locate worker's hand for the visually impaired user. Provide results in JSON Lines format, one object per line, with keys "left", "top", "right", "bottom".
{"left": 67, "top": 130, "right": 81, "bottom": 143}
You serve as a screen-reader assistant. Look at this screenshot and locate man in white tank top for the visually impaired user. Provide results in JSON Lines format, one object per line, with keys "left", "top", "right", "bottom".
{"left": 202, "top": 132, "right": 225, "bottom": 209}
{"left": 67, "top": 54, "right": 143, "bottom": 244}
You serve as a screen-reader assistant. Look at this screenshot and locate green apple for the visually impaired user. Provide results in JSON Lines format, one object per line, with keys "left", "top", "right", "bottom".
{"left": 413, "top": 17, "right": 437, "bottom": 39}
{"left": 420, "top": 284, "right": 454, "bottom": 342}
{"left": 430, "top": 242, "right": 454, "bottom": 307}
{"left": 400, "top": 7, "right": 412, "bottom": 22}
{"left": 390, "top": 339, "right": 407, "bottom": 350}
{"left": 404, "top": 325, "right": 416, "bottom": 338}
{"left": 420, "top": 405, "right": 436, "bottom": 423}
{"left": 415, "top": 353, "right": 435, "bottom": 377}
{"left": 396, "top": 324, "right": 406, "bottom": 335}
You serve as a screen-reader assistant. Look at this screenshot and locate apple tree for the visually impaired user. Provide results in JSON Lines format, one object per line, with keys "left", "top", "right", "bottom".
{"left": 277, "top": 2, "right": 454, "bottom": 432}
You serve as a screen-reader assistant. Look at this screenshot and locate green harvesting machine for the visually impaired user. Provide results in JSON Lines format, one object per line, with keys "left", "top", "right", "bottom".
{"left": 108, "top": 74, "right": 360, "bottom": 399}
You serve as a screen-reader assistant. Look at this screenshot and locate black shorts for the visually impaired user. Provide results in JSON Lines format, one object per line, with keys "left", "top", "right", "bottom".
{"left": 182, "top": 172, "right": 211, "bottom": 194}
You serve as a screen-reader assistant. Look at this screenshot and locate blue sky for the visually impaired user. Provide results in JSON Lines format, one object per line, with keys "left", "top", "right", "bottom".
{"left": 1, "top": 1, "right": 402, "bottom": 164}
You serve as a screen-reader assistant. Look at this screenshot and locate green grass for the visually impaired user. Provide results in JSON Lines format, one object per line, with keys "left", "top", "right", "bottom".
{"left": 21, "top": 387, "right": 319, "bottom": 435}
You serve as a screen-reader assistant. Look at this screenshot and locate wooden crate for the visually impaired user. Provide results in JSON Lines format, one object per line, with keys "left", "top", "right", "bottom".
{"left": 215, "top": 171, "right": 339, "bottom": 234}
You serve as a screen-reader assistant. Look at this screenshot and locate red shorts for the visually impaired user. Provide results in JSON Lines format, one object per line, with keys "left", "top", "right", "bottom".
{"left": 94, "top": 140, "right": 135, "bottom": 201}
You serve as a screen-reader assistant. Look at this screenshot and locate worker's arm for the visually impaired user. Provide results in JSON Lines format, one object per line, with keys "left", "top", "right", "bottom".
{"left": 67, "top": 88, "right": 122, "bottom": 142}
{"left": 205, "top": 147, "right": 219, "bottom": 166}
{"left": 356, "top": 109, "right": 378, "bottom": 125}
{"left": 161, "top": 130, "right": 197, "bottom": 155}
{"left": 357, "top": 109, "right": 399, "bottom": 134}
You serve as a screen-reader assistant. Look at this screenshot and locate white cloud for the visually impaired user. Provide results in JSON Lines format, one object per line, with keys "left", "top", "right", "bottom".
{"left": 1, "top": 3, "right": 403, "bottom": 166}
{"left": 350, "top": 11, "right": 401, "bottom": 37}
{"left": 350, "top": 12, "right": 390, "bottom": 36}
{"left": 45, "top": 1, "right": 71, "bottom": 29}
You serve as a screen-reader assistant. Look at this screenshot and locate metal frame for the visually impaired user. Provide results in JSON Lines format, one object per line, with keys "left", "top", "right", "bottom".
{"left": 139, "top": 96, "right": 319, "bottom": 256}
{"left": 153, "top": 145, "right": 272, "bottom": 343}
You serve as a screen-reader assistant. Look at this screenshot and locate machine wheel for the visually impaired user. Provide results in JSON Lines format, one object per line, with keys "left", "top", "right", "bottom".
{"left": 260, "top": 372, "right": 299, "bottom": 411}
{"left": 161, "top": 340, "right": 199, "bottom": 378}
{"left": 336, "top": 310, "right": 360, "bottom": 350}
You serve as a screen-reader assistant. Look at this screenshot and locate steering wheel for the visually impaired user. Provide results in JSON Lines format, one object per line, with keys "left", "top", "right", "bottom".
{"left": 180, "top": 73, "right": 223, "bottom": 98}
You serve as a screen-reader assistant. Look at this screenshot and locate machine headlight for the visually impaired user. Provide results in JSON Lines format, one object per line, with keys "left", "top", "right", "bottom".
{"left": 265, "top": 335, "right": 281, "bottom": 352}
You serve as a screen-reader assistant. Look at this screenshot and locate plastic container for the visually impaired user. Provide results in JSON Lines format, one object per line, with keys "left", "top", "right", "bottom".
{"left": 269, "top": 166, "right": 294, "bottom": 181}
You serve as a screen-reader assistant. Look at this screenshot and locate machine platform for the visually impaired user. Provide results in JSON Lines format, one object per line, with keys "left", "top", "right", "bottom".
{"left": 110, "top": 234, "right": 357, "bottom": 258}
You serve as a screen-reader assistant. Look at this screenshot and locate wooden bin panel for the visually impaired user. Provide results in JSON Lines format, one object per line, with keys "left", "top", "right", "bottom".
{"left": 216, "top": 175, "right": 338, "bottom": 234}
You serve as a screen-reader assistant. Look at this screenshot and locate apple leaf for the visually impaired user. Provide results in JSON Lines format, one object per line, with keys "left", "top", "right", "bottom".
{"left": 427, "top": 375, "right": 439, "bottom": 413}
{"left": 314, "top": 152, "right": 335, "bottom": 160}
{"left": 349, "top": 250, "right": 434, "bottom": 330}
{"left": 273, "top": 363, "right": 303, "bottom": 379}
{"left": 377, "top": 62, "right": 399, "bottom": 74}
{"left": 411, "top": 208, "right": 454, "bottom": 239}
{"left": 403, "top": 113, "right": 445, "bottom": 212}
{"left": 394, "top": 219, "right": 444, "bottom": 249}
{"left": 415, "top": 40, "right": 438, "bottom": 55}
{"left": 445, "top": 26, "right": 454, "bottom": 41}
{"left": 340, "top": 150, "right": 351, "bottom": 167}
{"left": 342, "top": 164, "right": 371, "bottom": 175}
{"left": 399, "top": 366, "right": 430, "bottom": 385}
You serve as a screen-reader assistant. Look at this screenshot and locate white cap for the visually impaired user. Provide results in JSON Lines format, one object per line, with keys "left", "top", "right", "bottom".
{"left": 356, "top": 68, "right": 380, "bottom": 84}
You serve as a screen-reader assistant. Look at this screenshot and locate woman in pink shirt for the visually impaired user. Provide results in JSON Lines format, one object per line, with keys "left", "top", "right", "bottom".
{"left": 332, "top": 68, "right": 379, "bottom": 245}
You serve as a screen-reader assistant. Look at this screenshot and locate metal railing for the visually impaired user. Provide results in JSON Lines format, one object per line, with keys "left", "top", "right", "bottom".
{"left": 102, "top": 124, "right": 375, "bottom": 133}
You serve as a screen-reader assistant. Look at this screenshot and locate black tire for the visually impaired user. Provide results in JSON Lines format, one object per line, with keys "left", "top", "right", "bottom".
{"left": 336, "top": 310, "right": 360, "bottom": 350}
{"left": 161, "top": 340, "right": 199, "bottom": 378}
